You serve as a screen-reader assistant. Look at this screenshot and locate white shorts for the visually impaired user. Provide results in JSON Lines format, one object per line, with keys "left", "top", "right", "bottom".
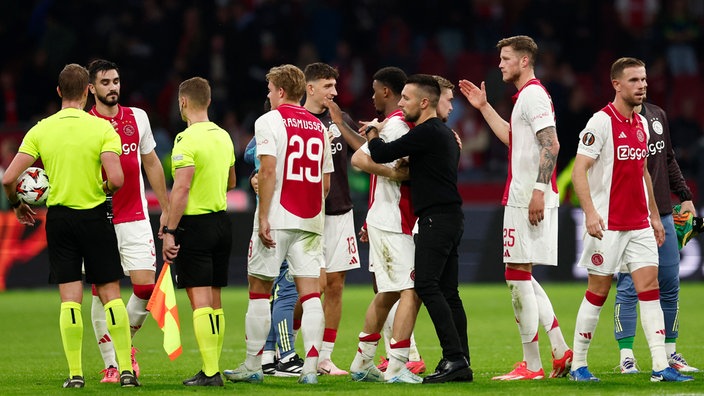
{"left": 248, "top": 229, "right": 323, "bottom": 280}
{"left": 323, "top": 210, "right": 361, "bottom": 273}
{"left": 368, "top": 225, "right": 415, "bottom": 292}
{"left": 114, "top": 219, "right": 157, "bottom": 275}
{"left": 502, "top": 206, "right": 557, "bottom": 266}
{"left": 578, "top": 227, "right": 658, "bottom": 275}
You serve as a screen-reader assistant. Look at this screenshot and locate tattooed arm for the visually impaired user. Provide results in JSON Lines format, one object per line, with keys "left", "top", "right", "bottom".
{"left": 536, "top": 126, "right": 559, "bottom": 183}
{"left": 529, "top": 126, "right": 560, "bottom": 225}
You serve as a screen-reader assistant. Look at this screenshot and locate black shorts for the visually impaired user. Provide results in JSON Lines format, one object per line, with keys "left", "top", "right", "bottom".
{"left": 173, "top": 211, "right": 232, "bottom": 288}
{"left": 46, "top": 203, "right": 123, "bottom": 285}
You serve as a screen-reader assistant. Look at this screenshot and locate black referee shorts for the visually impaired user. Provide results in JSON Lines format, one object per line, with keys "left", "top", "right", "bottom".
{"left": 46, "top": 203, "right": 123, "bottom": 285}
{"left": 173, "top": 211, "right": 232, "bottom": 289}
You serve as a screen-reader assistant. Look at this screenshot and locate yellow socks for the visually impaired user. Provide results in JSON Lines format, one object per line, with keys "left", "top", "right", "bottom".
{"left": 59, "top": 302, "right": 83, "bottom": 377}
{"left": 193, "top": 307, "right": 219, "bottom": 376}
{"left": 213, "top": 308, "right": 225, "bottom": 362}
{"left": 104, "top": 299, "right": 131, "bottom": 373}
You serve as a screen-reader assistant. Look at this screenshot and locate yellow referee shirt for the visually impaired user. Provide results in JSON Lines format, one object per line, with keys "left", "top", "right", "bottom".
{"left": 18, "top": 108, "right": 121, "bottom": 209}
{"left": 171, "top": 121, "right": 235, "bottom": 215}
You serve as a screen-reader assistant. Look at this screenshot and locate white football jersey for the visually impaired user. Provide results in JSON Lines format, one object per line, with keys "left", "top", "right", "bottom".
{"left": 253, "top": 104, "right": 333, "bottom": 235}
{"left": 504, "top": 80, "right": 559, "bottom": 208}
{"left": 89, "top": 105, "right": 155, "bottom": 224}
{"left": 577, "top": 103, "right": 651, "bottom": 231}
{"left": 360, "top": 110, "right": 416, "bottom": 235}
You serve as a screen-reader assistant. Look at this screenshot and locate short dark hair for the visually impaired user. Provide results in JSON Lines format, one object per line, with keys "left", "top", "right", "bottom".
{"left": 406, "top": 74, "right": 440, "bottom": 108}
{"left": 497, "top": 35, "right": 538, "bottom": 67}
{"left": 87, "top": 59, "right": 119, "bottom": 83}
{"left": 58, "top": 64, "right": 89, "bottom": 100}
{"left": 373, "top": 67, "right": 407, "bottom": 96}
{"left": 179, "top": 77, "right": 211, "bottom": 109}
{"left": 303, "top": 62, "right": 339, "bottom": 82}
{"left": 610, "top": 57, "right": 646, "bottom": 80}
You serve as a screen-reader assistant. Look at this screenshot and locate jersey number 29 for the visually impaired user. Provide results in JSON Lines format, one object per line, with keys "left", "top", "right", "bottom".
{"left": 286, "top": 135, "right": 323, "bottom": 183}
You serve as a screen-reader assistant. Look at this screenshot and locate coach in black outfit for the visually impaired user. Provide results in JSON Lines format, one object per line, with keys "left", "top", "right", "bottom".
{"left": 364, "top": 74, "right": 471, "bottom": 384}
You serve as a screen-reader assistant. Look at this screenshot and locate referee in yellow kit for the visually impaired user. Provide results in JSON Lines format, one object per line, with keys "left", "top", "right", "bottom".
{"left": 162, "top": 77, "right": 236, "bottom": 387}
{"left": 1, "top": 63, "right": 138, "bottom": 388}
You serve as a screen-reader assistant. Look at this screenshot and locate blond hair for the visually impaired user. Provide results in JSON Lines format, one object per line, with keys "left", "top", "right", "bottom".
{"left": 266, "top": 64, "right": 306, "bottom": 102}
{"left": 496, "top": 35, "right": 538, "bottom": 67}
{"left": 433, "top": 75, "right": 455, "bottom": 91}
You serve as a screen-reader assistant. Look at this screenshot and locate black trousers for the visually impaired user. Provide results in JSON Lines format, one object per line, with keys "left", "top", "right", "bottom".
{"left": 414, "top": 212, "right": 469, "bottom": 364}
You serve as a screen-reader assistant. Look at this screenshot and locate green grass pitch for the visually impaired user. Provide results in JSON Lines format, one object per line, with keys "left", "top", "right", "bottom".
{"left": 1, "top": 282, "right": 702, "bottom": 395}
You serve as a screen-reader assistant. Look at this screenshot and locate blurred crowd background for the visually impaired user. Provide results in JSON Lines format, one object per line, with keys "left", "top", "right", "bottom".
{"left": 1, "top": 0, "right": 703, "bottom": 204}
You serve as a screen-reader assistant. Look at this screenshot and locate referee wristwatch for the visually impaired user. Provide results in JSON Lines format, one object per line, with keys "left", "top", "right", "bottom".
{"left": 162, "top": 226, "right": 178, "bottom": 236}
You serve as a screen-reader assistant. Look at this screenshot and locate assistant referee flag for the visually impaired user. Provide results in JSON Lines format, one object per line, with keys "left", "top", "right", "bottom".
{"left": 147, "top": 262, "right": 182, "bottom": 360}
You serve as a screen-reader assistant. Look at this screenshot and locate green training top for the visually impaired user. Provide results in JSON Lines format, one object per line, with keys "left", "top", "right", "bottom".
{"left": 19, "top": 108, "right": 121, "bottom": 209}
{"left": 171, "top": 121, "right": 235, "bottom": 215}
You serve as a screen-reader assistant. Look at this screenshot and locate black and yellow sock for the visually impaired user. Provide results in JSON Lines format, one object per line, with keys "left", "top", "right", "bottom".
{"left": 193, "top": 307, "right": 219, "bottom": 376}
{"left": 60, "top": 302, "right": 83, "bottom": 377}
{"left": 104, "top": 299, "right": 131, "bottom": 373}
{"left": 213, "top": 308, "right": 225, "bottom": 362}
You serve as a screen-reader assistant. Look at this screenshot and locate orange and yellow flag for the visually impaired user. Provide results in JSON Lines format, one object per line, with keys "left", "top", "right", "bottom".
{"left": 146, "top": 262, "right": 182, "bottom": 360}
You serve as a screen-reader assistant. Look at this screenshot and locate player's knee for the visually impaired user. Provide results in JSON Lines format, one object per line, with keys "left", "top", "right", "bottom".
{"left": 442, "top": 289, "right": 461, "bottom": 305}
{"left": 400, "top": 289, "right": 421, "bottom": 308}
{"left": 413, "top": 279, "right": 435, "bottom": 298}
{"left": 657, "top": 273, "right": 679, "bottom": 295}
{"left": 614, "top": 289, "right": 638, "bottom": 304}
{"left": 326, "top": 281, "right": 344, "bottom": 297}
{"left": 658, "top": 287, "right": 679, "bottom": 303}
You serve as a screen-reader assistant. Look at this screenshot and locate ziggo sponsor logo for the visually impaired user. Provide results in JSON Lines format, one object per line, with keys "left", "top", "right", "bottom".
{"left": 122, "top": 142, "right": 138, "bottom": 155}
{"left": 616, "top": 145, "right": 647, "bottom": 160}
{"left": 648, "top": 140, "right": 665, "bottom": 156}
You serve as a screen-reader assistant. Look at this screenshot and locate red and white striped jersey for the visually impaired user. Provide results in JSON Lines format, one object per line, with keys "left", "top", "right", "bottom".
{"left": 577, "top": 102, "right": 651, "bottom": 231}
{"left": 253, "top": 104, "right": 334, "bottom": 235}
{"left": 360, "top": 109, "right": 416, "bottom": 235}
{"left": 89, "top": 105, "right": 156, "bottom": 224}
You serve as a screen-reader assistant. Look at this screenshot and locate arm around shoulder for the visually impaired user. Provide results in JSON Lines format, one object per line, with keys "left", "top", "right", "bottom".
{"left": 351, "top": 148, "right": 395, "bottom": 179}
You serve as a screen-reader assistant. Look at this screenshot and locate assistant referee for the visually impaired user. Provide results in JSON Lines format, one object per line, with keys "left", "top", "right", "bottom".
{"left": 1, "top": 63, "right": 137, "bottom": 388}
{"left": 162, "top": 77, "right": 236, "bottom": 387}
